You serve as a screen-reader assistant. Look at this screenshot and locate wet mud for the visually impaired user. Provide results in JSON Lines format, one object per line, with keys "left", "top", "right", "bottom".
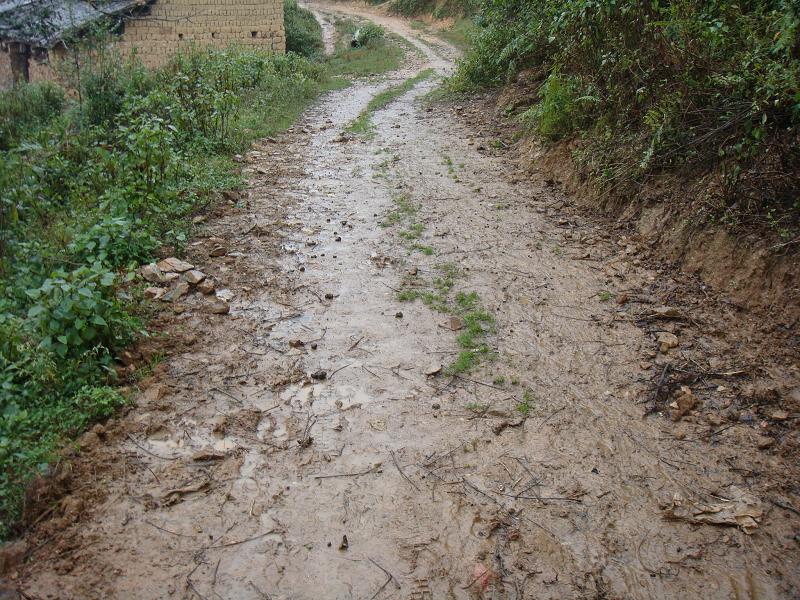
{"left": 9, "top": 3, "right": 800, "bottom": 599}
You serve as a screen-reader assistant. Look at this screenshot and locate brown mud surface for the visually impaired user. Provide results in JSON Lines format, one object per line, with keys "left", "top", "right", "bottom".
{"left": 7, "top": 3, "right": 800, "bottom": 598}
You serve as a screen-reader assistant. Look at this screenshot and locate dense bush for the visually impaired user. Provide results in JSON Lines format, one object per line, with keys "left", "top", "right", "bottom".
{"left": 0, "top": 82, "right": 64, "bottom": 150}
{"left": 0, "top": 45, "right": 326, "bottom": 537}
{"left": 387, "top": 0, "right": 477, "bottom": 18}
{"left": 284, "top": 0, "right": 324, "bottom": 57}
{"left": 354, "top": 22, "right": 386, "bottom": 46}
{"left": 454, "top": 0, "right": 800, "bottom": 231}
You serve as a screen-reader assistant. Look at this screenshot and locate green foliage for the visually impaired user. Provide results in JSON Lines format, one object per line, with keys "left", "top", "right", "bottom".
{"left": 355, "top": 22, "right": 386, "bottom": 45}
{"left": 0, "top": 43, "right": 328, "bottom": 538}
{"left": 284, "top": 0, "right": 325, "bottom": 57}
{"left": 0, "top": 82, "right": 64, "bottom": 150}
{"left": 326, "top": 18, "right": 404, "bottom": 79}
{"left": 453, "top": 0, "right": 800, "bottom": 229}
{"left": 388, "top": 0, "right": 477, "bottom": 18}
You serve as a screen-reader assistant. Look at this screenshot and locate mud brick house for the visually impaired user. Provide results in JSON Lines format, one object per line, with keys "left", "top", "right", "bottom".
{"left": 0, "top": 0, "right": 285, "bottom": 87}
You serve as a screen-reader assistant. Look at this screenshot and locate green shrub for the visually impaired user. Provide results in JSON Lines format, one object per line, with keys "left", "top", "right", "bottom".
{"left": 0, "top": 82, "right": 64, "bottom": 150}
{"left": 0, "top": 43, "right": 328, "bottom": 537}
{"left": 355, "top": 22, "right": 386, "bottom": 46}
{"left": 388, "top": 0, "right": 476, "bottom": 18}
{"left": 453, "top": 0, "right": 800, "bottom": 229}
{"left": 284, "top": 0, "right": 324, "bottom": 57}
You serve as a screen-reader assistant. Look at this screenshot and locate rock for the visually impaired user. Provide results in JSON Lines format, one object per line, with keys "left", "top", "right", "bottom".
{"left": 770, "top": 410, "right": 789, "bottom": 421}
{"left": 221, "top": 190, "right": 239, "bottom": 202}
{"left": 156, "top": 257, "right": 194, "bottom": 273}
{"left": 432, "top": 403, "right": 441, "bottom": 410}
{"left": 197, "top": 279, "right": 216, "bottom": 295}
{"left": 657, "top": 332, "right": 679, "bottom": 353}
{"left": 425, "top": 363, "right": 443, "bottom": 377}
{"left": 183, "top": 270, "right": 206, "bottom": 285}
{"left": 311, "top": 370, "right": 327, "bottom": 380}
{"left": 209, "top": 245, "right": 228, "bottom": 257}
{"left": 119, "top": 350, "right": 137, "bottom": 366}
{"left": 706, "top": 413, "right": 723, "bottom": 426}
{"left": 0, "top": 540, "right": 28, "bottom": 575}
{"left": 739, "top": 410, "right": 756, "bottom": 424}
{"left": 216, "top": 289, "right": 235, "bottom": 302}
{"left": 161, "top": 281, "right": 190, "bottom": 302}
{"left": 289, "top": 340, "right": 305, "bottom": 348}
{"left": 140, "top": 263, "right": 166, "bottom": 283}
{"left": 756, "top": 435, "right": 775, "bottom": 450}
{"left": 669, "top": 386, "right": 697, "bottom": 422}
{"left": 324, "top": 293, "right": 334, "bottom": 300}
{"left": 448, "top": 316, "right": 464, "bottom": 331}
{"left": 208, "top": 299, "right": 230, "bottom": 315}
{"left": 79, "top": 430, "right": 101, "bottom": 449}
{"left": 144, "top": 286, "right": 166, "bottom": 300}
{"left": 192, "top": 215, "right": 207, "bottom": 224}
{"left": 395, "top": 311, "right": 403, "bottom": 319}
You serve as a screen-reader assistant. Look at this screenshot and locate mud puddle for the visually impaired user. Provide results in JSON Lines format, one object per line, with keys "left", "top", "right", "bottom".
{"left": 10, "top": 2, "right": 800, "bottom": 599}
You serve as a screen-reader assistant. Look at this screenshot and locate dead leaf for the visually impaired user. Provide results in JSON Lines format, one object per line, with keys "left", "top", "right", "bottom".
{"left": 662, "top": 486, "right": 763, "bottom": 534}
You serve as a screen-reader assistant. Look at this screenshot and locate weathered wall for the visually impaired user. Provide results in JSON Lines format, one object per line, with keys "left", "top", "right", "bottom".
{"left": 0, "top": 45, "right": 12, "bottom": 88}
{"left": 2, "top": 0, "right": 284, "bottom": 87}
{"left": 116, "top": 0, "right": 285, "bottom": 68}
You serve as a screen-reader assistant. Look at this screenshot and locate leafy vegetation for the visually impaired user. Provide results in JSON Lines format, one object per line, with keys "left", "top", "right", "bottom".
{"left": 326, "top": 18, "right": 405, "bottom": 78}
{"left": 284, "top": 0, "right": 324, "bottom": 57}
{"left": 387, "top": 0, "right": 477, "bottom": 18}
{"left": 453, "top": 0, "right": 800, "bottom": 235}
{"left": 0, "top": 7, "right": 410, "bottom": 536}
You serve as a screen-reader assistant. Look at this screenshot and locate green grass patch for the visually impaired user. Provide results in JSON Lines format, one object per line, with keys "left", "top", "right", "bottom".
{"left": 326, "top": 18, "right": 405, "bottom": 79}
{"left": 516, "top": 389, "right": 533, "bottom": 416}
{"left": 347, "top": 68, "right": 436, "bottom": 135}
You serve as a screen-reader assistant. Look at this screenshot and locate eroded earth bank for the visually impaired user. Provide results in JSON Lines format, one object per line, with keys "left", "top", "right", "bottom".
{"left": 10, "top": 3, "right": 800, "bottom": 599}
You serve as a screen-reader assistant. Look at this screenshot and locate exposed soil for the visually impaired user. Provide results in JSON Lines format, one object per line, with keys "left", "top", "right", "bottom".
{"left": 5, "top": 3, "right": 800, "bottom": 599}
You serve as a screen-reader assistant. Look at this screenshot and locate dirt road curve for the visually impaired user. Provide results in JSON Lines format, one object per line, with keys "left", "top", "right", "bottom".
{"left": 13, "top": 3, "right": 800, "bottom": 599}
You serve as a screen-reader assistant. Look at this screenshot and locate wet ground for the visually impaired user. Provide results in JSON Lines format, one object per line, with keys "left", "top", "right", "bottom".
{"left": 10, "top": 3, "right": 800, "bottom": 599}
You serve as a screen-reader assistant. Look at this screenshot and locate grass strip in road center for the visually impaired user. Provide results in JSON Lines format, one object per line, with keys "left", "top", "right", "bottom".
{"left": 347, "top": 68, "right": 436, "bottom": 136}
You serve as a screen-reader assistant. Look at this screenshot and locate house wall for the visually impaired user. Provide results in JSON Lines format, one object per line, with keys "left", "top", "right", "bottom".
{"left": 116, "top": 0, "right": 285, "bottom": 68}
{"left": 1, "top": 0, "right": 284, "bottom": 87}
{"left": 0, "top": 46, "right": 12, "bottom": 88}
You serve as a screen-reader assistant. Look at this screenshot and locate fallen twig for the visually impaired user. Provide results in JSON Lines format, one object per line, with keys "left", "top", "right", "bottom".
{"left": 390, "top": 449, "right": 419, "bottom": 491}
{"left": 313, "top": 464, "right": 381, "bottom": 480}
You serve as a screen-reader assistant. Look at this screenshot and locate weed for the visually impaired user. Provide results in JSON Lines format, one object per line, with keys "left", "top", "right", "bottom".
{"left": 598, "top": 290, "right": 614, "bottom": 302}
{"left": 447, "top": 350, "right": 480, "bottom": 375}
{"left": 493, "top": 375, "right": 506, "bottom": 385}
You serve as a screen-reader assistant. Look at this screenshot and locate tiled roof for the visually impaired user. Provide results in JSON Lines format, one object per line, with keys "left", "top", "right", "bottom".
{"left": 0, "top": 0, "right": 148, "bottom": 47}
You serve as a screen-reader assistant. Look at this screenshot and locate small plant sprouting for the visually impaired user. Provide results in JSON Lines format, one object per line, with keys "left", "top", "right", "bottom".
{"left": 516, "top": 389, "right": 533, "bottom": 416}
{"left": 598, "top": 290, "right": 614, "bottom": 302}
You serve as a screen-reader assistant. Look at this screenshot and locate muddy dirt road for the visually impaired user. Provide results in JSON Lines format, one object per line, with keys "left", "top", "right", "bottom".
{"left": 12, "top": 3, "right": 800, "bottom": 599}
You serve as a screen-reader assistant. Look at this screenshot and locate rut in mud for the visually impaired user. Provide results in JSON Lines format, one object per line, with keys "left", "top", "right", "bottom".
{"left": 11, "top": 3, "right": 800, "bottom": 599}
